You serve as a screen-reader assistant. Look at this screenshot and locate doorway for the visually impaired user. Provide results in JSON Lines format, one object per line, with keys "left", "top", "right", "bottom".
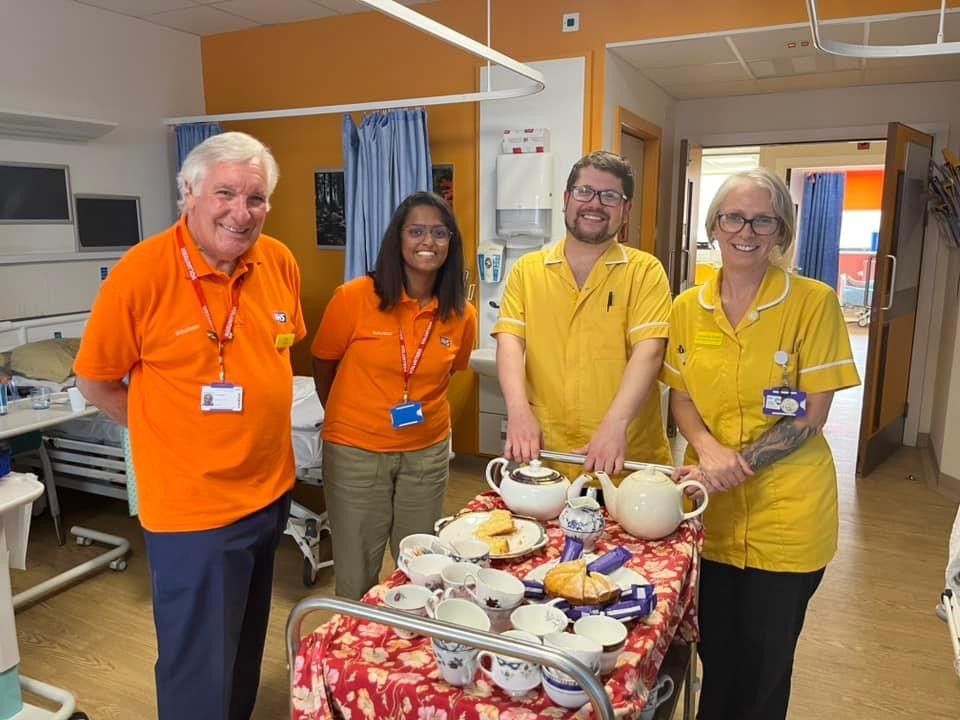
{"left": 612, "top": 107, "right": 662, "bottom": 257}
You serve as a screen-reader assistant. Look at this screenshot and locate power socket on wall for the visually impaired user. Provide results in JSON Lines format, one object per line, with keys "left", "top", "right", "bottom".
{"left": 562, "top": 13, "right": 579, "bottom": 32}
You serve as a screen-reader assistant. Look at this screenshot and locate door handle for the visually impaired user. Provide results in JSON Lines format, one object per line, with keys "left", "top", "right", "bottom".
{"left": 881, "top": 254, "right": 897, "bottom": 311}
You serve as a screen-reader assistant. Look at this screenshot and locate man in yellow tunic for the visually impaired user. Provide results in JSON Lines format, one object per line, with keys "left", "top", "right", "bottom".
{"left": 493, "top": 151, "right": 672, "bottom": 476}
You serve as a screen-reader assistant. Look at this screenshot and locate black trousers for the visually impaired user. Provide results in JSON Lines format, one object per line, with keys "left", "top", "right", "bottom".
{"left": 696, "top": 558, "right": 825, "bottom": 720}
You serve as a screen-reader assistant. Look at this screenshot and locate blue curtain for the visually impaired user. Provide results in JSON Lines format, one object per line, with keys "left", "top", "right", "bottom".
{"left": 797, "top": 172, "right": 845, "bottom": 290}
{"left": 342, "top": 109, "right": 433, "bottom": 281}
{"left": 175, "top": 122, "right": 224, "bottom": 171}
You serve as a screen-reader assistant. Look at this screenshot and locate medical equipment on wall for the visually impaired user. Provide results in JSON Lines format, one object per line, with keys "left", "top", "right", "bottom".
{"left": 477, "top": 241, "right": 505, "bottom": 284}
{"left": 496, "top": 152, "right": 553, "bottom": 245}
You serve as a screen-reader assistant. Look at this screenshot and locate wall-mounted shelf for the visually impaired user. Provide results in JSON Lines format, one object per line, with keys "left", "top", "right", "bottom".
{"left": 0, "top": 109, "right": 117, "bottom": 143}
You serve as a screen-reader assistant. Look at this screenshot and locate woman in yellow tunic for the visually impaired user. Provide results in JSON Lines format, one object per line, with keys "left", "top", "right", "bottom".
{"left": 662, "top": 168, "right": 860, "bottom": 720}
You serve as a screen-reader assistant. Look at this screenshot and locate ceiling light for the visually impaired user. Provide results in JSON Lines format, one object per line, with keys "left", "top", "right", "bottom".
{"left": 807, "top": 0, "right": 960, "bottom": 57}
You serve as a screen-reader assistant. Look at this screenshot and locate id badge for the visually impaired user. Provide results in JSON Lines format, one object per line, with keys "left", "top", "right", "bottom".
{"left": 762, "top": 387, "right": 807, "bottom": 417}
{"left": 201, "top": 383, "right": 244, "bottom": 413}
{"left": 390, "top": 401, "right": 424, "bottom": 429}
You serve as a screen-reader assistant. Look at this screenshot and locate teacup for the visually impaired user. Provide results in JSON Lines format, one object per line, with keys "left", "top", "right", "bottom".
{"left": 573, "top": 615, "right": 628, "bottom": 675}
{"left": 540, "top": 631, "right": 602, "bottom": 707}
{"left": 427, "top": 598, "right": 491, "bottom": 686}
{"left": 383, "top": 583, "right": 441, "bottom": 639}
{"left": 510, "top": 603, "right": 569, "bottom": 638}
{"left": 464, "top": 567, "right": 525, "bottom": 612}
{"left": 398, "top": 533, "right": 447, "bottom": 570}
{"left": 445, "top": 539, "right": 491, "bottom": 566}
{"left": 639, "top": 674, "right": 675, "bottom": 720}
{"left": 478, "top": 630, "right": 542, "bottom": 697}
{"left": 440, "top": 562, "right": 478, "bottom": 600}
{"left": 403, "top": 553, "right": 454, "bottom": 591}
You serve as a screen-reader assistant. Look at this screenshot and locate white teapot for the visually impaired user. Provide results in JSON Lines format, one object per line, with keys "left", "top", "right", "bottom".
{"left": 594, "top": 466, "right": 708, "bottom": 540}
{"left": 485, "top": 458, "right": 570, "bottom": 521}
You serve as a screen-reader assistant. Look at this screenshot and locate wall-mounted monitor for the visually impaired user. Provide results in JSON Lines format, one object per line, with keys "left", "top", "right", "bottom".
{"left": 0, "top": 162, "right": 72, "bottom": 223}
{"left": 74, "top": 194, "right": 142, "bottom": 252}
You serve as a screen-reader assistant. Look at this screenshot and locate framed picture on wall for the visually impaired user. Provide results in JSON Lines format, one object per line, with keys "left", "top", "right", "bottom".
{"left": 315, "top": 169, "right": 346, "bottom": 249}
{"left": 432, "top": 164, "right": 454, "bottom": 208}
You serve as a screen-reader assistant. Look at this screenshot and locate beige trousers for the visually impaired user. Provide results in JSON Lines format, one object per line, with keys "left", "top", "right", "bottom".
{"left": 322, "top": 438, "right": 449, "bottom": 600}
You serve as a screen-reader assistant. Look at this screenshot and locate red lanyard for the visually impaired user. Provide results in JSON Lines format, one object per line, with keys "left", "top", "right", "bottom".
{"left": 176, "top": 229, "right": 243, "bottom": 382}
{"left": 399, "top": 314, "right": 436, "bottom": 402}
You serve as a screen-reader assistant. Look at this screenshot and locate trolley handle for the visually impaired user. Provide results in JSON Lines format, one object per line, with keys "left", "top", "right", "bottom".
{"left": 287, "top": 596, "right": 615, "bottom": 720}
{"left": 539, "top": 449, "right": 674, "bottom": 475}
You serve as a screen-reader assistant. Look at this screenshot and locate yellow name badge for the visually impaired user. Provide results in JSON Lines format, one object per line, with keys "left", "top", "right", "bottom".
{"left": 274, "top": 333, "right": 295, "bottom": 349}
{"left": 694, "top": 331, "right": 724, "bottom": 346}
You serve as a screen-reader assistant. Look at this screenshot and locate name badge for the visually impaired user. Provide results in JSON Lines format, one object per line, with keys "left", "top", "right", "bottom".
{"left": 275, "top": 333, "right": 295, "bottom": 349}
{"left": 201, "top": 383, "right": 244, "bottom": 413}
{"left": 390, "top": 401, "right": 424, "bottom": 429}
{"left": 695, "top": 331, "right": 723, "bottom": 346}
{"left": 762, "top": 387, "right": 807, "bottom": 417}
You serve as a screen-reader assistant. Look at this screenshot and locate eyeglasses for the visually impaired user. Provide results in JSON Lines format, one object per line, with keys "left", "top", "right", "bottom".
{"left": 717, "top": 213, "right": 782, "bottom": 236}
{"left": 569, "top": 185, "right": 628, "bottom": 207}
{"left": 403, "top": 225, "right": 452, "bottom": 242}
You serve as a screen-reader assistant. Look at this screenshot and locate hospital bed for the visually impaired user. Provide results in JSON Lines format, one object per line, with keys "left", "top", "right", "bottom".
{"left": 1, "top": 313, "right": 332, "bottom": 587}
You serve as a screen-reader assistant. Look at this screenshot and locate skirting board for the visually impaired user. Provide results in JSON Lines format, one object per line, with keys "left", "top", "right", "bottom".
{"left": 920, "top": 439, "right": 960, "bottom": 503}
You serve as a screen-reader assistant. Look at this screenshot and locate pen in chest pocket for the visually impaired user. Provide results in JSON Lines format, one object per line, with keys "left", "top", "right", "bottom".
{"left": 607, "top": 291, "right": 613, "bottom": 312}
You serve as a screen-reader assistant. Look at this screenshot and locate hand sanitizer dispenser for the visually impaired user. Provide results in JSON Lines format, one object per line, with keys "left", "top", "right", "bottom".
{"left": 477, "top": 241, "right": 505, "bottom": 284}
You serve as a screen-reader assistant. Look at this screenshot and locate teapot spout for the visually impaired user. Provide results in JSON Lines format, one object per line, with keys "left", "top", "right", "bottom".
{"left": 594, "top": 471, "right": 617, "bottom": 519}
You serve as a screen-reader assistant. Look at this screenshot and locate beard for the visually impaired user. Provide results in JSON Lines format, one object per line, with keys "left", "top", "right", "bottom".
{"left": 564, "top": 213, "right": 623, "bottom": 245}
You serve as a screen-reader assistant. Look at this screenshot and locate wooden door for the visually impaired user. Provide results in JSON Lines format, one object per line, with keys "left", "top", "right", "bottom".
{"left": 857, "top": 123, "right": 933, "bottom": 475}
{"left": 671, "top": 140, "right": 702, "bottom": 295}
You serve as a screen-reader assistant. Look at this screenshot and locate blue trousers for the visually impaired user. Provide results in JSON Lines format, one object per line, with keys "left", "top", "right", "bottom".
{"left": 143, "top": 492, "right": 291, "bottom": 720}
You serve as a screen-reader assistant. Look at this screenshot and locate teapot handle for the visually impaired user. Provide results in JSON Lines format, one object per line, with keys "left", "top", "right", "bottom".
{"left": 676, "top": 479, "right": 709, "bottom": 520}
{"left": 485, "top": 457, "right": 509, "bottom": 495}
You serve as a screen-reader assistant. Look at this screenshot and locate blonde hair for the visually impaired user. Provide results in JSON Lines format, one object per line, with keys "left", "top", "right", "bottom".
{"left": 176, "top": 131, "right": 279, "bottom": 212}
{"left": 704, "top": 168, "right": 796, "bottom": 267}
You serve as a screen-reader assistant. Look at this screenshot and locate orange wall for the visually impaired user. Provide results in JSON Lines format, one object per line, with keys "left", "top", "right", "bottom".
{"left": 200, "top": 0, "right": 952, "bottom": 453}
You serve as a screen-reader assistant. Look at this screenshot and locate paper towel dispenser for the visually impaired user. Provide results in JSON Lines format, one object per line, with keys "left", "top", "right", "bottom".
{"left": 496, "top": 153, "right": 552, "bottom": 241}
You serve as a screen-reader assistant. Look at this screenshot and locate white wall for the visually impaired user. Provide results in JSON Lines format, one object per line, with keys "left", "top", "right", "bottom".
{"left": 671, "top": 80, "right": 960, "bottom": 477}
{"left": 604, "top": 51, "right": 676, "bottom": 262}
{"left": 0, "top": 0, "right": 204, "bottom": 318}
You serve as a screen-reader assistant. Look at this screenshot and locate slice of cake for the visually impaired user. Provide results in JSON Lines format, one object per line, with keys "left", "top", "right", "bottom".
{"left": 476, "top": 509, "right": 515, "bottom": 537}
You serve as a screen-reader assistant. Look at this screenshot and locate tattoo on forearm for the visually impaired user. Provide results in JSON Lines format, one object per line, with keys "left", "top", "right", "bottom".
{"left": 741, "top": 418, "right": 817, "bottom": 471}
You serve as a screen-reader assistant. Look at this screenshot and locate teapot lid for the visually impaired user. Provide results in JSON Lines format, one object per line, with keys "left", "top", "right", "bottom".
{"left": 512, "top": 459, "right": 564, "bottom": 484}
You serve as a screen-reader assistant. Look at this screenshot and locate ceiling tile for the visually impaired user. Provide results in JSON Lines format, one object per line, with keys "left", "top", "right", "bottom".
{"left": 314, "top": 0, "right": 367, "bottom": 14}
{"left": 665, "top": 78, "right": 761, "bottom": 100}
{"left": 612, "top": 36, "right": 736, "bottom": 70}
{"left": 212, "top": 0, "right": 335, "bottom": 24}
{"left": 756, "top": 70, "right": 864, "bottom": 93}
{"left": 145, "top": 4, "right": 257, "bottom": 34}
{"left": 644, "top": 62, "right": 748, "bottom": 86}
{"left": 863, "top": 62, "right": 960, "bottom": 84}
{"left": 75, "top": 0, "right": 195, "bottom": 15}
{"left": 749, "top": 60, "right": 777, "bottom": 78}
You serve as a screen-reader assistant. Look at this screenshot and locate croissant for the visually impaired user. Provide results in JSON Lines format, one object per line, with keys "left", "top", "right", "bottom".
{"left": 544, "top": 559, "right": 620, "bottom": 606}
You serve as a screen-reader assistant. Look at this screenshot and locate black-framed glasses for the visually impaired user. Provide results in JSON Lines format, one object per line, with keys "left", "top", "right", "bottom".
{"left": 570, "top": 185, "right": 628, "bottom": 207}
{"left": 403, "top": 224, "right": 452, "bottom": 242}
{"left": 717, "top": 213, "right": 782, "bottom": 236}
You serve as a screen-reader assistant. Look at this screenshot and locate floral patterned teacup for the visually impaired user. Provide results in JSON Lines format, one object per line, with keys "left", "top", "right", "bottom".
{"left": 463, "top": 567, "right": 525, "bottom": 612}
{"left": 440, "top": 562, "right": 478, "bottom": 600}
{"left": 382, "top": 584, "right": 441, "bottom": 639}
{"left": 403, "top": 553, "right": 455, "bottom": 591}
{"left": 478, "top": 629, "right": 542, "bottom": 696}
{"left": 445, "top": 539, "right": 492, "bottom": 566}
{"left": 427, "top": 598, "right": 491, "bottom": 686}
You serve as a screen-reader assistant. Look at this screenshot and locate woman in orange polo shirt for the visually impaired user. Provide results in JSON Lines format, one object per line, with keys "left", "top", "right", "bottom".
{"left": 312, "top": 191, "right": 477, "bottom": 599}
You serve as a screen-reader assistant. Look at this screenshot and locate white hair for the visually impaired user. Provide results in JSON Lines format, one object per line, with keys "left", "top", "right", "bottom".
{"left": 175, "top": 131, "right": 280, "bottom": 212}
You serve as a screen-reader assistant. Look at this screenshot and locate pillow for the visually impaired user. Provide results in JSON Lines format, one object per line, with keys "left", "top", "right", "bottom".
{"left": 7, "top": 338, "right": 81, "bottom": 384}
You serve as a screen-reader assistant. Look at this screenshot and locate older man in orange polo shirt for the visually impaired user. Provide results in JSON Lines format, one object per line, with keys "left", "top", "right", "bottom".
{"left": 74, "top": 132, "right": 305, "bottom": 720}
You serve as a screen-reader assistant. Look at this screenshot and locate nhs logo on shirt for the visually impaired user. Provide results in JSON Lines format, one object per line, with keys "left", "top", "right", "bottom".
{"left": 273, "top": 311, "right": 288, "bottom": 323}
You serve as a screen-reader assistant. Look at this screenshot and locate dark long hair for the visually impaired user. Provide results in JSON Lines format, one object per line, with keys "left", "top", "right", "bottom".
{"left": 370, "top": 191, "right": 466, "bottom": 321}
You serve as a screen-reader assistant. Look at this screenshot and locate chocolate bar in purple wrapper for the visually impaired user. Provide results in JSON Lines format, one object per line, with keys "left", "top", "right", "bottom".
{"left": 565, "top": 604, "right": 603, "bottom": 621}
{"left": 523, "top": 580, "right": 546, "bottom": 600}
{"left": 559, "top": 536, "right": 584, "bottom": 562}
{"left": 586, "top": 546, "right": 631, "bottom": 575}
{"left": 603, "top": 594, "right": 656, "bottom": 621}
{"left": 622, "top": 583, "right": 657, "bottom": 610}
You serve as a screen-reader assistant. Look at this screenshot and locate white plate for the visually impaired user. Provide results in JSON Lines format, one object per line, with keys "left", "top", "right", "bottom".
{"left": 524, "top": 553, "right": 649, "bottom": 591}
{"left": 436, "top": 511, "right": 548, "bottom": 560}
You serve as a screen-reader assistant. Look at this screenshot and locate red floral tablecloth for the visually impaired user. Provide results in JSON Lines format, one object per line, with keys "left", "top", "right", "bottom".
{"left": 292, "top": 492, "right": 703, "bottom": 719}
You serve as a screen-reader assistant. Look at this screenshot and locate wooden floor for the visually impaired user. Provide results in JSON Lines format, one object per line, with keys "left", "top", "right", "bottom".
{"left": 11, "top": 330, "right": 960, "bottom": 718}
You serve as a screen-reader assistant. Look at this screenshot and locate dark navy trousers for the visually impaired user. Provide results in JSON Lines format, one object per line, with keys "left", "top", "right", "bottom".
{"left": 143, "top": 492, "right": 291, "bottom": 720}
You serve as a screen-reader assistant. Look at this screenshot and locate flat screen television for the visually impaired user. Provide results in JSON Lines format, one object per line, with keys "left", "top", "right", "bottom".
{"left": 74, "top": 194, "right": 142, "bottom": 252}
{"left": 0, "top": 162, "right": 72, "bottom": 223}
